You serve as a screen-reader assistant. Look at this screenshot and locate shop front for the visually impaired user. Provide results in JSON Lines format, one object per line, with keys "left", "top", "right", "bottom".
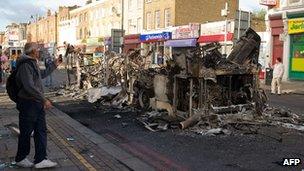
{"left": 198, "top": 33, "right": 234, "bottom": 55}
{"left": 140, "top": 31, "right": 172, "bottom": 65}
{"left": 288, "top": 16, "right": 304, "bottom": 80}
{"left": 198, "top": 20, "right": 235, "bottom": 55}
{"left": 104, "top": 37, "right": 112, "bottom": 52}
{"left": 86, "top": 37, "right": 105, "bottom": 54}
{"left": 123, "top": 34, "right": 141, "bottom": 53}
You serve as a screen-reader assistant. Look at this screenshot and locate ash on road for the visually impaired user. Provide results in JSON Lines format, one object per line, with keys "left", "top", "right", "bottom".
{"left": 50, "top": 93, "right": 304, "bottom": 171}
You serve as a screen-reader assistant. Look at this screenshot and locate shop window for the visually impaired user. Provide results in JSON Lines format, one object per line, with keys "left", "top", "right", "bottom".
{"left": 290, "top": 34, "right": 304, "bottom": 74}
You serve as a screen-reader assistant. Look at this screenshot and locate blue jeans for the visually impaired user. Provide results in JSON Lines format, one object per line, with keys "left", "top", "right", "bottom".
{"left": 45, "top": 74, "right": 53, "bottom": 87}
{"left": 15, "top": 99, "right": 47, "bottom": 164}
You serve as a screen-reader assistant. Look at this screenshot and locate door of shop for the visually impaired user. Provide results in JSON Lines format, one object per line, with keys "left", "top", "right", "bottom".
{"left": 272, "top": 35, "right": 283, "bottom": 65}
{"left": 289, "top": 34, "right": 304, "bottom": 80}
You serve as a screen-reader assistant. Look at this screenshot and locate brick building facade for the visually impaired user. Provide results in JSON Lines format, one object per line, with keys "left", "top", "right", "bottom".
{"left": 144, "top": 0, "right": 239, "bottom": 30}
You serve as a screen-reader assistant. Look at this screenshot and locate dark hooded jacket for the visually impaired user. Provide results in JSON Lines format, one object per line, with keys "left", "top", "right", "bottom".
{"left": 16, "top": 54, "right": 57, "bottom": 103}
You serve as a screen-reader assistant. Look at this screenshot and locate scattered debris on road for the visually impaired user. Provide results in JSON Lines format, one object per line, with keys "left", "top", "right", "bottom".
{"left": 66, "top": 137, "right": 75, "bottom": 141}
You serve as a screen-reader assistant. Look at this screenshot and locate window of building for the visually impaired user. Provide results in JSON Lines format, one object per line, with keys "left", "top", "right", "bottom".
{"left": 137, "top": 0, "right": 143, "bottom": 9}
{"left": 288, "top": 0, "right": 303, "bottom": 6}
{"left": 146, "top": 12, "right": 152, "bottom": 30}
{"left": 84, "top": 12, "right": 88, "bottom": 21}
{"left": 155, "top": 10, "right": 160, "bottom": 29}
{"left": 84, "top": 27, "right": 87, "bottom": 38}
{"left": 128, "top": 0, "right": 133, "bottom": 11}
{"left": 145, "top": 0, "right": 152, "bottom": 3}
{"left": 164, "top": 8, "right": 171, "bottom": 28}
{"left": 101, "top": 8, "right": 105, "bottom": 17}
{"left": 128, "top": 19, "right": 132, "bottom": 33}
{"left": 79, "top": 14, "right": 83, "bottom": 23}
{"left": 80, "top": 28, "right": 82, "bottom": 39}
{"left": 137, "top": 17, "right": 142, "bottom": 33}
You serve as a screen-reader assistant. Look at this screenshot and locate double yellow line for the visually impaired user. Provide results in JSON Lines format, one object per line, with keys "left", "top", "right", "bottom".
{"left": 48, "top": 126, "right": 97, "bottom": 171}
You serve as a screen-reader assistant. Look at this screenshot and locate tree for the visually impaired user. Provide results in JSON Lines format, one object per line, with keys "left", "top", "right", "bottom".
{"left": 253, "top": 9, "right": 267, "bottom": 20}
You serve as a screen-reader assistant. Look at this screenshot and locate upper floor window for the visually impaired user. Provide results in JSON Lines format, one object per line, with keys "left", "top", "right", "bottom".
{"left": 79, "top": 14, "right": 83, "bottom": 23}
{"left": 145, "top": 0, "right": 152, "bottom": 3}
{"left": 128, "top": 19, "right": 132, "bottom": 33}
{"left": 84, "top": 12, "right": 88, "bottom": 21}
{"left": 138, "top": 0, "right": 143, "bottom": 9}
{"left": 128, "top": 0, "right": 134, "bottom": 10}
{"left": 284, "top": 0, "right": 304, "bottom": 6}
{"left": 137, "top": 17, "right": 142, "bottom": 33}
{"left": 155, "top": 10, "right": 160, "bottom": 29}
{"left": 164, "top": 8, "right": 171, "bottom": 28}
{"left": 146, "top": 12, "right": 152, "bottom": 30}
{"left": 79, "top": 28, "right": 82, "bottom": 39}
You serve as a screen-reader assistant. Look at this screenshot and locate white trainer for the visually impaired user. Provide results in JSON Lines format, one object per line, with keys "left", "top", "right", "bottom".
{"left": 34, "top": 159, "right": 58, "bottom": 169}
{"left": 16, "top": 158, "right": 34, "bottom": 168}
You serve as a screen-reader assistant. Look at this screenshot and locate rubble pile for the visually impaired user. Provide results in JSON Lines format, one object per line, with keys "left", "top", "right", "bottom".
{"left": 138, "top": 107, "right": 304, "bottom": 136}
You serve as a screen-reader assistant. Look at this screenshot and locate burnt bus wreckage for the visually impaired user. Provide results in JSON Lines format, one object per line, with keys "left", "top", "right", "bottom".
{"left": 59, "top": 28, "right": 277, "bottom": 131}
{"left": 133, "top": 28, "right": 267, "bottom": 120}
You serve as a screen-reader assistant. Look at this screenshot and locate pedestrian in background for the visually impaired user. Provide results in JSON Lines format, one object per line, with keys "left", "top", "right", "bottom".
{"left": 0, "top": 52, "right": 3, "bottom": 84}
{"left": 44, "top": 54, "right": 54, "bottom": 87}
{"left": 1, "top": 52, "right": 9, "bottom": 87}
{"left": 10, "top": 52, "right": 17, "bottom": 72}
{"left": 14, "top": 42, "right": 62, "bottom": 169}
{"left": 270, "top": 57, "right": 284, "bottom": 95}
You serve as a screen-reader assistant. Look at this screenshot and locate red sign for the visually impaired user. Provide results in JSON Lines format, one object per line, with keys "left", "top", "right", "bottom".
{"left": 124, "top": 34, "right": 140, "bottom": 44}
{"left": 172, "top": 24, "right": 200, "bottom": 39}
{"left": 198, "top": 33, "right": 233, "bottom": 43}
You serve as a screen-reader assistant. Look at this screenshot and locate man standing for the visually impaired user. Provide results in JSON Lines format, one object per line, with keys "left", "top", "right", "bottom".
{"left": 271, "top": 58, "right": 284, "bottom": 95}
{"left": 15, "top": 42, "right": 62, "bottom": 168}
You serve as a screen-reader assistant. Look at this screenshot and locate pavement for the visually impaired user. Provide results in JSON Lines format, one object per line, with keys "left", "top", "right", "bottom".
{"left": 260, "top": 80, "right": 304, "bottom": 95}
{"left": 0, "top": 95, "right": 154, "bottom": 171}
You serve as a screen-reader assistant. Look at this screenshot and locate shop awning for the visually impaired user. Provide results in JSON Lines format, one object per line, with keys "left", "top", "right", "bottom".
{"left": 164, "top": 39, "right": 197, "bottom": 47}
{"left": 198, "top": 33, "right": 233, "bottom": 43}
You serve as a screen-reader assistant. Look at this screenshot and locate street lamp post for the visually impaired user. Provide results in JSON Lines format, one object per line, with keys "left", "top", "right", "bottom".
{"left": 121, "top": 0, "right": 124, "bottom": 53}
{"left": 31, "top": 14, "right": 38, "bottom": 42}
{"left": 221, "top": 2, "right": 229, "bottom": 56}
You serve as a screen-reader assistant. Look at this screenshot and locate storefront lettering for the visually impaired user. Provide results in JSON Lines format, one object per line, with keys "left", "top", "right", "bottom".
{"left": 172, "top": 24, "right": 199, "bottom": 39}
{"left": 140, "top": 32, "right": 172, "bottom": 42}
{"left": 288, "top": 18, "right": 304, "bottom": 34}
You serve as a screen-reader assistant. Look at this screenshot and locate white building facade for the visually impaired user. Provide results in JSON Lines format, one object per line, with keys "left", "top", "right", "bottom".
{"left": 123, "top": 0, "right": 144, "bottom": 35}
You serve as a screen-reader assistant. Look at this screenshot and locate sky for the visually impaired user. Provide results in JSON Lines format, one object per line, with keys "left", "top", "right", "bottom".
{"left": 0, "top": 0, "right": 264, "bottom": 31}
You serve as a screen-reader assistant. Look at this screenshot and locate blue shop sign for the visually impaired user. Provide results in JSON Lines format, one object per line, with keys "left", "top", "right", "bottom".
{"left": 140, "top": 32, "right": 172, "bottom": 42}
